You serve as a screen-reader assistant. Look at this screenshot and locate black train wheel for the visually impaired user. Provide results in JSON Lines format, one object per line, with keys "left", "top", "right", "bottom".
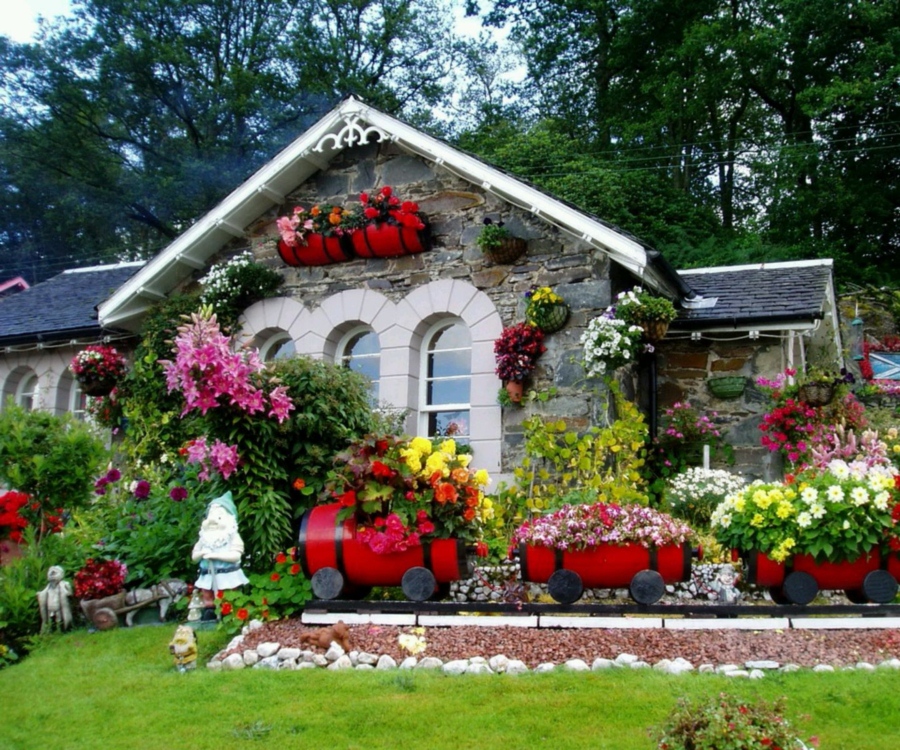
{"left": 311, "top": 567, "right": 345, "bottom": 600}
{"left": 630, "top": 570, "right": 665, "bottom": 605}
{"left": 547, "top": 569, "right": 583, "bottom": 605}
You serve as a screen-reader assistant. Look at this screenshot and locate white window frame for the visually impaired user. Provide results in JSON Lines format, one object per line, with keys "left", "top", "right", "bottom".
{"left": 259, "top": 332, "right": 296, "bottom": 362}
{"left": 417, "top": 319, "right": 471, "bottom": 439}
{"left": 69, "top": 382, "right": 88, "bottom": 421}
{"left": 337, "top": 325, "right": 381, "bottom": 403}
{"left": 15, "top": 372, "right": 39, "bottom": 411}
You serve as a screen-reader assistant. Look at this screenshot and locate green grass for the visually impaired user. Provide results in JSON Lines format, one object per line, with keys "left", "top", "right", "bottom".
{"left": 2, "top": 626, "right": 899, "bottom": 749}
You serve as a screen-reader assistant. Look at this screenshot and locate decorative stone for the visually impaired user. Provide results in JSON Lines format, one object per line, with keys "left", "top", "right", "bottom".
{"left": 629, "top": 661, "right": 650, "bottom": 669}
{"left": 277, "top": 647, "right": 302, "bottom": 661}
{"left": 206, "top": 659, "right": 223, "bottom": 670}
{"left": 614, "top": 653, "right": 638, "bottom": 667}
{"left": 278, "top": 658, "right": 296, "bottom": 670}
{"left": 355, "top": 664, "right": 375, "bottom": 671}
{"left": 256, "top": 642, "right": 280, "bottom": 659}
{"left": 506, "top": 660, "right": 529, "bottom": 675}
{"left": 222, "top": 653, "right": 246, "bottom": 670}
{"left": 376, "top": 655, "right": 398, "bottom": 670}
{"left": 534, "top": 663, "right": 557, "bottom": 673}
{"left": 855, "top": 662, "right": 876, "bottom": 671}
{"left": 357, "top": 652, "right": 379, "bottom": 666}
{"left": 467, "top": 663, "right": 493, "bottom": 675}
{"left": 242, "top": 650, "right": 259, "bottom": 666}
{"left": 749, "top": 669, "right": 766, "bottom": 679}
{"left": 443, "top": 660, "right": 470, "bottom": 675}
{"left": 399, "top": 657, "right": 418, "bottom": 670}
{"left": 563, "top": 659, "right": 590, "bottom": 672}
{"left": 327, "top": 655, "right": 353, "bottom": 670}
{"left": 591, "top": 658, "right": 615, "bottom": 671}
{"left": 296, "top": 661, "right": 317, "bottom": 670}
{"left": 781, "top": 663, "right": 801, "bottom": 672}
{"left": 716, "top": 664, "right": 741, "bottom": 674}
{"left": 255, "top": 656, "right": 279, "bottom": 670}
{"left": 225, "top": 635, "right": 245, "bottom": 652}
{"left": 698, "top": 664, "right": 715, "bottom": 673}
{"left": 416, "top": 657, "right": 444, "bottom": 670}
{"left": 745, "top": 660, "right": 780, "bottom": 670}
{"left": 724, "top": 670, "right": 750, "bottom": 678}
{"left": 325, "top": 643, "right": 346, "bottom": 662}
{"left": 813, "top": 664, "right": 835, "bottom": 673}
{"left": 489, "top": 655, "right": 510, "bottom": 672}
{"left": 878, "top": 658, "right": 900, "bottom": 669}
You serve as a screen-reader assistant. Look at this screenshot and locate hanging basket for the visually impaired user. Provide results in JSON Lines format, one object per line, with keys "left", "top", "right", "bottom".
{"left": 798, "top": 381, "right": 835, "bottom": 407}
{"left": 640, "top": 319, "right": 670, "bottom": 343}
{"left": 707, "top": 375, "right": 746, "bottom": 400}
{"left": 527, "top": 302, "right": 570, "bottom": 334}
{"left": 79, "top": 378, "right": 116, "bottom": 397}
{"left": 484, "top": 237, "right": 527, "bottom": 265}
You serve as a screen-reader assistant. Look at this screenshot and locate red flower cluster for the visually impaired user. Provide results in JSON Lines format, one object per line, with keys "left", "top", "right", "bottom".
{"left": 73, "top": 558, "right": 127, "bottom": 600}
{"left": 69, "top": 345, "right": 127, "bottom": 383}
{"left": 494, "top": 322, "right": 546, "bottom": 382}
{"left": 359, "top": 186, "right": 425, "bottom": 229}
{"left": 759, "top": 398, "right": 823, "bottom": 465}
{"left": 0, "top": 490, "right": 29, "bottom": 543}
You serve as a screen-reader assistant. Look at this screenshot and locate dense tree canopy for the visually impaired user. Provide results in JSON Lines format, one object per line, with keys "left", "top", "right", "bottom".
{"left": 1, "top": 0, "right": 898, "bottom": 287}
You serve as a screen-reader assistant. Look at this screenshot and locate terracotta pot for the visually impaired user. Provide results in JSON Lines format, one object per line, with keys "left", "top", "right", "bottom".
{"left": 505, "top": 380, "right": 525, "bottom": 403}
{"left": 296, "top": 503, "right": 469, "bottom": 601}
{"left": 350, "top": 223, "right": 429, "bottom": 259}
{"left": 277, "top": 233, "right": 352, "bottom": 266}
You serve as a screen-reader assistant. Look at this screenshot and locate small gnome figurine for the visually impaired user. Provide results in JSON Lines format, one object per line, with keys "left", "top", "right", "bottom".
{"left": 168, "top": 624, "right": 198, "bottom": 672}
{"left": 37, "top": 565, "right": 74, "bottom": 632}
{"left": 709, "top": 566, "right": 742, "bottom": 604}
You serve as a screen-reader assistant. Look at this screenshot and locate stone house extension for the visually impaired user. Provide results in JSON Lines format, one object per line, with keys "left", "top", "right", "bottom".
{"left": 1, "top": 98, "right": 841, "bottom": 485}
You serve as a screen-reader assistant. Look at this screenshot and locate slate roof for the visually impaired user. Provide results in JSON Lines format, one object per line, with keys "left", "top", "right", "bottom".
{"left": 672, "top": 261, "right": 833, "bottom": 330}
{"left": 0, "top": 263, "right": 144, "bottom": 345}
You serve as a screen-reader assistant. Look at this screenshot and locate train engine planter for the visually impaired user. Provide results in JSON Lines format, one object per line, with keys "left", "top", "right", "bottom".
{"left": 711, "top": 460, "right": 900, "bottom": 606}
{"left": 298, "top": 503, "right": 471, "bottom": 601}
{"left": 302, "top": 434, "right": 491, "bottom": 602}
{"left": 513, "top": 501, "right": 697, "bottom": 605}
{"left": 740, "top": 549, "right": 900, "bottom": 605}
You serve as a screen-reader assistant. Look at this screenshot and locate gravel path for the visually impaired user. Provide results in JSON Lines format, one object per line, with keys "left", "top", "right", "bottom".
{"left": 223, "top": 619, "right": 900, "bottom": 669}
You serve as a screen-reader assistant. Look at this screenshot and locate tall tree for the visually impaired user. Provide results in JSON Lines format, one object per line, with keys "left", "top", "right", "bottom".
{"left": 0, "top": 0, "right": 467, "bottom": 283}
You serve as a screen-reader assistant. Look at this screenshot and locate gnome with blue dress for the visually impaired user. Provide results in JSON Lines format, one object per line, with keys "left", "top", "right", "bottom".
{"left": 191, "top": 491, "right": 249, "bottom": 621}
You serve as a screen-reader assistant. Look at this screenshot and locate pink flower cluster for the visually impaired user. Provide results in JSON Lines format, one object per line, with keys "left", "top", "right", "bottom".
{"left": 356, "top": 511, "right": 434, "bottom": 555}
{"left": 160, "top": 310, "right": 294, "bottom": 423}
{"left": 184, "top": 437, "right": 240, "bottom": 481}
{"left": 512, "top": 501, "right": 694, "bottom": 552}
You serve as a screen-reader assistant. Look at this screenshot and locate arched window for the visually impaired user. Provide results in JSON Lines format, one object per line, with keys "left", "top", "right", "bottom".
{"left": 16, "top": 372, "right": 39, "bottom": 410}
{"left": 259, "top": 333, "right": 296, "bottom": 362}
{"left": 69, "top": 383, "right": 88, "bottom": 421}
{"left": 419, "top": 320, "right": 471, "bottom": 440}
{"left": 338, "top": 326, "right": 380, "bottom": 403}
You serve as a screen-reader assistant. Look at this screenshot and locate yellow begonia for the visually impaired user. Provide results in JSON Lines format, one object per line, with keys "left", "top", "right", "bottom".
{"left": 399, "top": 448, "right": 422, "bottom": 474}
{"left": 439, "top": 439, "right": 457, "bottom": 456}
{"left": 457, "top": 453, "right": 472, "bottom": 468}
{"left": 473, "top": 468, "right": 490, "bottom": 487}
{"left": 408, "top": 436, "right": 433, "bottom": 456}
{"left": 425, "top": 452, "right": 448, "bottom": 477}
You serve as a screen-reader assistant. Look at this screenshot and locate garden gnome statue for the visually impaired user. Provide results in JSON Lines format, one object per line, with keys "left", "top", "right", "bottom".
{"left": 37, "top": 565, "right": 73, "bottom": 632}
{"left": 709, "top": 566, "right": 742, "bottom": 605}
{"left": 191, "top": 491, "right": 249, "bottom": 621}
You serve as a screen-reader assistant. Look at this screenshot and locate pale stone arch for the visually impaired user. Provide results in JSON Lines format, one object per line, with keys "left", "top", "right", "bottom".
{"left": 238, "top": 297, "right": 307, "bottom": 356}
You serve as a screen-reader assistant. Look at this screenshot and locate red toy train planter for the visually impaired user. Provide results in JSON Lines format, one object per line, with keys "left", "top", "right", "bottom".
{"left": 519, "top": 542, "right": 697, "bottom": 605}
{"left": 740, "top": 548, "right": 900, "bottom": 605}
{"left": 297, "top": 503, "right": 471, "bottom": 602}
{"left": 277, "top": 223, "right": 430, "bottom": 267}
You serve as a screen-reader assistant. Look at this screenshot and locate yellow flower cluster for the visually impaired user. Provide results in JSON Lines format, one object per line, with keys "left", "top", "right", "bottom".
{"left": 529, "top": 286, "right": 562, "bottom": 305}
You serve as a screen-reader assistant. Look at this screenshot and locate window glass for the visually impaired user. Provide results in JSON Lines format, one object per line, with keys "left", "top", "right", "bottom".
{"left": 261, "top": 334, "right": 296, "bottom": 362}
{"left": 16, "top": 373, "right": 38, "bottom": 411}
{"left": 422, "top": 322, "right": 470, "bottom": 440}
{"left": 340, "top": 328, "right": 380, "bottom": 403}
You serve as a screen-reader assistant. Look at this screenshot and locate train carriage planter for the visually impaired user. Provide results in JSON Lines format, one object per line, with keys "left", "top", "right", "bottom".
{"left": 740, "top": 549, "right": 900, "bottom": 605}
{"left": 519, "top": 542, "right": 696, "bottom": 605}
{"left": 297, "top": 502, "right": 472, "bottom": 602}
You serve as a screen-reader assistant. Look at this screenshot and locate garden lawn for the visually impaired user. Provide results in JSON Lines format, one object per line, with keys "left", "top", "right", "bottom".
{"left": 2, "top": 626, "right": 899, "bottom": 750}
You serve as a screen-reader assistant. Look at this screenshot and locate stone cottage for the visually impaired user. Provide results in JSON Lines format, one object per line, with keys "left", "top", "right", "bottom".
{"left": 3, "top": 97, "right": 842, "bottom": 483}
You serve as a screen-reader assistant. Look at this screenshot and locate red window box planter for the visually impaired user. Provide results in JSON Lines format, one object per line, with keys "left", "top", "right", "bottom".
{"left": 277, "top": 233, "right": 352, "bottom": 266}
{"left": 297, "top": 502, "right": 470, "bottom": 602}
{"left": 350, "top": 223, "right": 430, "bottom": 259}
{"left": 519, "top": 541, "right": 694, "bottom": 605}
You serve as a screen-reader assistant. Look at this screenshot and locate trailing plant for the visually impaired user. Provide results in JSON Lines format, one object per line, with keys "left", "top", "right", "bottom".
{"left": 199, "top": 250, "right": 283, "bottom": 327}
{"left": 580, "top": 312, "right": 644, "bottom": 376}
{"left": 613, "top": 286, "right": 678, "bottom": 326}
{"left": 475, "top": 218, "right": 512, "bottom": 251}
{"left": 0, "top": 401, "right": 107, "bottom": 543}
{"left": 514, "top": 380, "right": 649, "bottom": 512}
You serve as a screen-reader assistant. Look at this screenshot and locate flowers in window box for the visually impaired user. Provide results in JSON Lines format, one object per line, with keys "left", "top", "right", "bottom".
{"left": 276, "top": 202, "right": 363, "bottom": 246}
{"left": 73, "top": 558, "right": 127, "bottom": 600}
{"left": 580, "top": 311, "right": 643, "bottom": 377}
{"left": 494, "top": 322, "right": 546, "bottom": 382}
{"left": 323, "top": 434, "right": 491, "bottom": 555}
{"left": 524, "top": 286, "right": 569, "bottom": 333}
{"left": 358, "top": 186, "right": 425, "bottom": 229}
{"left": 69, "top": 345, "right": 127, "bottom": 394}
{"left": 710, "top": 459, "right": 900, "bottom": 563}
{"left": 512, "top": 501, "right": 695, "bottom": 552}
